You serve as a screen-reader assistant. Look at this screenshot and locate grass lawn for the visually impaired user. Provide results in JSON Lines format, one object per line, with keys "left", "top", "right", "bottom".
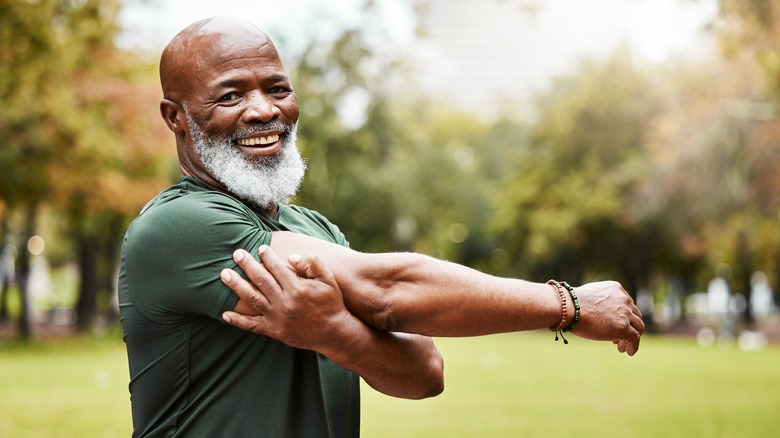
{"left": 1, "top": 331, "right": 778, "bottom": 437}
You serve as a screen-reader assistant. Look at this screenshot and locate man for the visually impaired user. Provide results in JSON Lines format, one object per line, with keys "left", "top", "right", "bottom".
{"left": 119, "top": 16, "right": 644, "bottom": 438}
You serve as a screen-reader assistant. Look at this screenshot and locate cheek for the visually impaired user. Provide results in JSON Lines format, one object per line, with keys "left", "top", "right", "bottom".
{"left": 281, "top": 96, "right": 299, "bottom": 123}
{"left": 202, "top": 109, "right": 242, "bottom": 136}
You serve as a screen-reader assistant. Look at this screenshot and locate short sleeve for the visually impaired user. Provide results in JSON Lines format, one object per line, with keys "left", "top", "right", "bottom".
{"left": 122, "top": 192, "right": 271, "bottom": 323}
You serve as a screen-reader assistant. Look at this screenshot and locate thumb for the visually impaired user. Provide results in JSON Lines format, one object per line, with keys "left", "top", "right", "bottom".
{"left": 288, "top": 254, "right": 333, "bottom": 282}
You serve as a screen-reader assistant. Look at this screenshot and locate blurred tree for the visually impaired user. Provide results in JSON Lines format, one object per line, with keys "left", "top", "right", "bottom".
{"left": 707, "top": 0, "right": 780, "bottom": 318}
{"left": 638, "top": 59, "right": 754, "bottom": 298}
{"left": 290, "top": 22, "right": 503, "bottom": 262}
{"left": 0, "top": 0, "right": 174, "bottom": 335}
{"left": 492, "top": 48, "right": 663, "bottom": 299}
{"left": 0, "top": 0, "right": 84, "bottom": 337}
{"left": 715, "top": 0, "right": 780, "bottom": 101}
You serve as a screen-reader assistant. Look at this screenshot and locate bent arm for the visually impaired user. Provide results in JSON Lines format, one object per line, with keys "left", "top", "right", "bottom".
{"left": 267, "top": 231, "right": 644, "bottom": 352}
{"left": 224, "top": 247, "right": 444, "bottom": 399}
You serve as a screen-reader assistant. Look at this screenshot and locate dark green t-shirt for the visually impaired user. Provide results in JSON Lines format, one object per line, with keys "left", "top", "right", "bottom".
{"left": 118, "top": 177, "right": 360, "bottom": 438}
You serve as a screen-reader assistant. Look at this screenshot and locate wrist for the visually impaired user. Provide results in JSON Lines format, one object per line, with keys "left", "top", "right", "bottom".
{"left": 546, "top": 280, "right": 569, "bottom": 332}
{"left": 560, "top": 281, "right": 580, "bottom": 332}
{"left": 319, "top": 312, "right": 373, "bottom": 363}
{"left": 547, "top": 279, "right": 580, "bottom": 343}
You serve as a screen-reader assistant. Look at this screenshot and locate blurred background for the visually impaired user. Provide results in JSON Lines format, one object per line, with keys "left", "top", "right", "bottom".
{"left": 2, "top": 0, "right": 777, "bottom": 344}
{"left": 1, "top": 0, "right": 780, "bottom": 435}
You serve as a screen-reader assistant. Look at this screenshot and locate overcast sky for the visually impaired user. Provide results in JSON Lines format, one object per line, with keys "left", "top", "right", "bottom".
{"left": 121, "top": 0, "right": 717, "bottom": 60}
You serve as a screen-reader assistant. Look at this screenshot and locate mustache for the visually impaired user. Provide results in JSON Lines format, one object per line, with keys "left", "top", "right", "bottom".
{"left": 231, "top": 121, "right": 294, "bottom": 141}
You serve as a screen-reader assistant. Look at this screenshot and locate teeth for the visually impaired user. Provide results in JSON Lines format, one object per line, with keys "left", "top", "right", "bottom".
{"left": 237, "top": 134, "right": 279, "bottom": 146}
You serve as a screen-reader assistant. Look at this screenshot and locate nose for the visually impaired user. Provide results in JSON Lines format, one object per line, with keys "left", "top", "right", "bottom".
{"left": 241, "top": 91, "right": 281, "bottom": 123}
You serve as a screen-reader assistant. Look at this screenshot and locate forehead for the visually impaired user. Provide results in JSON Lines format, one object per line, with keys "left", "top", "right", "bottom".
{"left": 197, "top": 34, "right": 286, "bottom": 81}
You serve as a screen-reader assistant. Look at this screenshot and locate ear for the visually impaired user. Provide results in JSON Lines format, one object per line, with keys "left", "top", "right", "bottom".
{"left": 160, "top": 99, "right": 186, "bottom": 133}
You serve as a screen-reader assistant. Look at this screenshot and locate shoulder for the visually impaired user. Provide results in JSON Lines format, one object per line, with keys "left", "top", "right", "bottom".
{"left": 279, "top": 205, "right": 349, "bottom": 247}
{"left": 129, "top": 182, "right": 259, "bottom": 244}
{"left": 122, "top": 178, "right": 272, "bottom": 274}
{"left": 120, "top": 180, "right": 272, "bottom": 319}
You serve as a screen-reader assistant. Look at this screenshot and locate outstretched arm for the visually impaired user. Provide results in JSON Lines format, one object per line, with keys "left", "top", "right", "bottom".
{"left": 222, "top": 245, "right": 444, "bottom": 400}
{"left": 226, "top": 231, "right": 644, "bottom": 355}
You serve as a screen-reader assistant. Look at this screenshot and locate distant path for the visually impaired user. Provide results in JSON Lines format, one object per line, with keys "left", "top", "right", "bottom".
{"left": 0, "top": 320, "right": 77, "bottom": 340}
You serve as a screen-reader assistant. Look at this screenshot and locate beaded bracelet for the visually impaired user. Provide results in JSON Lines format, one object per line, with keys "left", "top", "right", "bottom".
{"left": 546, "top": 280, "right": 569, "bottom": 344}
{"left": 560, "top": 281, "right": 580, "bottom": 333}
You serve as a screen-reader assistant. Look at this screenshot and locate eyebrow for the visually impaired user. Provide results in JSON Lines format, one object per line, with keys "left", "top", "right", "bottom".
{"left": 216, "top": 74, "right": 289, "bottom": 89}
{"left": 216, "top": 78, "right": 245, "bottom": 88}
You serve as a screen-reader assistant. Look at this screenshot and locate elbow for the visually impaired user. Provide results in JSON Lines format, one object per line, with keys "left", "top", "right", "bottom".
{"left": 400, "top": 348, "right": 445, "bottom": 400}
{"left": 409, "top": 339, "right": 446, "bottom": 400}
{"left": 399, "top": 335, "right": 446, "bottom": 400}
{"left": 420, "top": 350, "right": 445, "bottom": 399}
{"left": 368, "top": 253, "right": 433, "bottom": 333}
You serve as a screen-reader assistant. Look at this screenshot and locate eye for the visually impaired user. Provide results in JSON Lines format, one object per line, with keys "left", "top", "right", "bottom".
{"left": 219, "top": 92, "right": 241, "bottom": 102}
{"left": 269, "top": 86, "right": 292, "bottom": 96}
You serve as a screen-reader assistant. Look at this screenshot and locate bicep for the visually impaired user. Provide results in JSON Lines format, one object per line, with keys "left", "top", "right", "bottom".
{"left": 268, "top": 231, "right": 403, "bottom": 325}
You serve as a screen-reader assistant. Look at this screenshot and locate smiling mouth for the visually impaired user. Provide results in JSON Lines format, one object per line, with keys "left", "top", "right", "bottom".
{"left": 236, "top": 134, "right": 279, "bottom": 146}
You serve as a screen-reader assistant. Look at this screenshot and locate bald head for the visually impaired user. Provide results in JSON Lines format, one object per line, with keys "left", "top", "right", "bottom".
{"left": 159, "top": 17, "right": 275, "bottom": 102}
{"left": 157, "top": 17, "right": 300, "bottom": 207}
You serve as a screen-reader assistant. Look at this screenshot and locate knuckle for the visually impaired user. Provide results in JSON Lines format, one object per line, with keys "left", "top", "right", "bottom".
{"left": 251, "top": 272, "right": 268, "bottom": 288}
{"left": 281, "top": 304, "right": 299, "bottom": 320}
{"left": 248, "top": 322, "right": 262, "bottom": 334}
{"left": 265, "top": 258, "right": 285, "bottom": 273}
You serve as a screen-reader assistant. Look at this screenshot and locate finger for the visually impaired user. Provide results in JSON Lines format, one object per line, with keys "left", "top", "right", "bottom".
{"left": 222, "top": 311, "right": 267, "bottom": 335}
{"left": 625, "top": 327, "right": 641, "bottom": 356}
{"left": 626, "top": 338, "right": 639, "bottom": 356}
{"left": 255, "top": 245, "right": 301, "bottom": 290}
{"left": 630, "top": 313, "right": 646, "bottom": 335}
{"left": 221, "top": 268, "right": 271, "bottom": 312}
{"left": 288, "top": 254, "right": 337, "bottom": 284}
{"left": 232, "top": 248, "right": 283, "bottom": 303}
{"left": 233, "top": 248, "right": 274, "bottom": 289}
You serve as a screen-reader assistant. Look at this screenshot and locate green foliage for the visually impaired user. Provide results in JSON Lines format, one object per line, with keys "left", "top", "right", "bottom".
{"left": 290, "top": 27, "right": 504, "bottom": 259}
{"left": 0, "top": 0, "right": 176, "bottom": 333}
{"left": 1, "top": 0, "right": 779, "bottom": 336}
{"left": 715, "top": 0, "right": 780, "bottom": 102}
{"left": 266, "top": 8, "right": 780, "bottom": 303}
{"left": 492, "top": 49, "right": 661, "bottom": 285}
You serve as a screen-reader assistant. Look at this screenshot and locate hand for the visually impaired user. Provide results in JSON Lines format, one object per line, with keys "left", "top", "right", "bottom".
{"left": 220, "top": 245, "right": 356, "bottom": 353}
{"left": 569, "top": 281, "right": 645, "bottom": 356}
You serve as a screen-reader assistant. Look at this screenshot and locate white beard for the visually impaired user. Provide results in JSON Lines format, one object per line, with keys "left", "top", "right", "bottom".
{"left": 184, "top": 109, "right": 306, "bottom": 211}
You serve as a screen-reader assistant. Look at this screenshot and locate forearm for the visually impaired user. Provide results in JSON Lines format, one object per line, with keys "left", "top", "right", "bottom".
{"left": 340, "top": 252, "right": 563, "bottom": 336}
{"left": 322, "top": 317, "right": 444, "bottom": 399}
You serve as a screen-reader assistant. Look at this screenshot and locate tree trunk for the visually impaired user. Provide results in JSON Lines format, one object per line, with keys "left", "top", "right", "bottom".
{"left": 0, "top": 213, "right": 10, "bottom": 321}
{"left": 735, "top": 231, "right": 754, "bottom": 327}
{"left": 75, "top": 234, "right": 100, "bottom": 332}
{"left": 101, "top": 215, "right": 124, "bottom": 323}
{"left": 774, "top": 247, "right": 780, "bottom": 314}
{"left": 16, "top": 203, "right": 37, "bottom": 340}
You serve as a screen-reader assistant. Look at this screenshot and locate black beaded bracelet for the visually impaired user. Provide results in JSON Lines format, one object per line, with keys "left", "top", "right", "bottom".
{"left": 559, "top": 281, "right": 580, "bottom": 333}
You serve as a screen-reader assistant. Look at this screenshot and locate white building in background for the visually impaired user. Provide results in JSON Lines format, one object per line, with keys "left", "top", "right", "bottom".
{"left": 408, "top": 0, "right": 717, "bottom": 117}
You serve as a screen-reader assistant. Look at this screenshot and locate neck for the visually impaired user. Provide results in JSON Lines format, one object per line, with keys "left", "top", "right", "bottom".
{"left": 265, "top": 203, "right": 279, "bottom": 218}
